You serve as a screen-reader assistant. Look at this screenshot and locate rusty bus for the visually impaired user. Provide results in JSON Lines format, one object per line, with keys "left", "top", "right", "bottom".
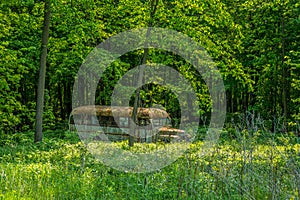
{"left": 69, "top": 105, "right": 188, "bottom": 142}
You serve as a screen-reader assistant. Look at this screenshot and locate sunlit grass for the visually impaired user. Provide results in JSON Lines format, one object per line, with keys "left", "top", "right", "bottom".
{"left": 0, "top": 131, "right": 299, "bottom": 199}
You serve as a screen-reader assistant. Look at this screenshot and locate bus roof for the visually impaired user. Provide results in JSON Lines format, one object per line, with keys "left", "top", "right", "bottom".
{"left": 71, "top": 105, "right": 170, "bottom": 119}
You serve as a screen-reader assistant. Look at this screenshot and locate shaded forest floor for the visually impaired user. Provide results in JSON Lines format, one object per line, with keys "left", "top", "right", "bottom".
{"left": 0, "top": 130, "right": 299, "bottom": 199}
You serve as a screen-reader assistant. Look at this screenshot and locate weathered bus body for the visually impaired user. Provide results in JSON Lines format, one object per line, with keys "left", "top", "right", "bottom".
{"left": 69, "top": 105, "right": 188, "bottom": 142}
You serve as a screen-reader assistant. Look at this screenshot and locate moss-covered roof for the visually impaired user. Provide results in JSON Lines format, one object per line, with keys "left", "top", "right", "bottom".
{"left": 71, "top": 105, "right": 170, "bottom": 119}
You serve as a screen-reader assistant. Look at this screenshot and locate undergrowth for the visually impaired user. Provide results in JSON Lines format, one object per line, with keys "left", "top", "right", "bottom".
{"left": 0, "top": 130, "right": 299, "bottom": 199}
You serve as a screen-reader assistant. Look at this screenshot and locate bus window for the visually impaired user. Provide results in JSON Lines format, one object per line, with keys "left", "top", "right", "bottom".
{"left": 98, "top": 116, "right": 106, "bottom": 126}
{"left": 92, "top": 116, "right": 98, "bottom": 125}
{"left": 161, "top": 118, "right": 171, "bottom": 125}
{"left": 107, "top": 116, "right": 118, "bottom": 127}
{"left": 119, "top": 117, "right": 129, "bottom": 127}
{"left": 138, "top": 118, "right": 150, "bottom": 126}
{"left": 152, "top": 118, "right": 170, "bottom": 127}
{"left": 98, "top": 116, "right": 117, "bottom": 127}
{"left": 152, "top": 119, "right": 160, "bottom": 127}
{"left": 166, "top": 118, "right": 171, "bottom": 125}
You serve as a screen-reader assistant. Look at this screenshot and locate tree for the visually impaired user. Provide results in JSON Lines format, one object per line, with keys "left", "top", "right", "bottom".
{"left": 0, "top": 1, "right": 44, "bottom": 134}
{"left": 129, "top": 0, "right": 159, "bottom": 146}
{"left": 34, "top": 0, "right": 51, "bottom": 142}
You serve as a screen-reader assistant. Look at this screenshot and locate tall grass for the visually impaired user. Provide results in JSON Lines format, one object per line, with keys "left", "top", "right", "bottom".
{"left": 0, "top": 127, "right": 299, "bottom": 199}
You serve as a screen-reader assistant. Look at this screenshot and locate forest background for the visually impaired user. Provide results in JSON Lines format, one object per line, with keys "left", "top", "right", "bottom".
{"left": 0, "top": 0, "right": 300, "bottom": 199}
{"left": 1, "top": 0, "right": 300, "bottom": 135}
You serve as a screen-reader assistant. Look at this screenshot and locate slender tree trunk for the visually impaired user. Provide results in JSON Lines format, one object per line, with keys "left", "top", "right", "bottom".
{"left": 272, "top": 68, "right": 277, "bottom": 133}
{"left": 129, "top": 39, "right": 150, "bottom": 146}
{"left": 129, "top": 0, "right": 159, "bottom": 146}
{"left": 35, "top": 0, "right": 51, "bottom": 142}
{"left": 65, "top": 79, "right": 72, "bottom": 116}
{"left": 58, "top": 81, "right": 65, "bottom": 120}
{"left": 281, "top": 14, "right": 288, "bottom": 132}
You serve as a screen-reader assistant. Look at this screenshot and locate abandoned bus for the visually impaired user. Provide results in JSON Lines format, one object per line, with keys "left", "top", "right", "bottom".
{"left": 69, "top": 105, "right": 188, "bottom": 142}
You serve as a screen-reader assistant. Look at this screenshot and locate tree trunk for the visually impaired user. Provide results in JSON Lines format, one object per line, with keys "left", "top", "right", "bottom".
{"left": 281, "top": 14, "right": 288, "bottom": 132}
{"left": 58, "top": 81, "right": 65, "bottom": 120}
{"left": 34, "top": 0, "right": 51, "bottom": 142}
{"left": 65, "top": 79, "right": 72, "bottom": 117}
{"left": 129, "top": 0, "right": 159, "bottom": 146}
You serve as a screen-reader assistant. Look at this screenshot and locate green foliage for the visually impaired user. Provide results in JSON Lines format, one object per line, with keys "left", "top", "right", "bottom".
{"left": 227, "top": 0, "right": 300, "bottom": 121}
{"left": 0, "top": 0, "right": 299, "bottom": 133}
{"left": 1, "top": 1, "right": 300, "bottom": 198}
{"left": 0, "top": 2, "right": 43, "bottom": 133}
{"left": 0, "top": 131, "right": 299, "bottom": 199}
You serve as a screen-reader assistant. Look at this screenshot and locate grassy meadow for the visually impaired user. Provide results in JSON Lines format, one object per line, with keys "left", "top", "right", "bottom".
{"left": 0, "top": 130, "right": 299, "bottom": 200}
